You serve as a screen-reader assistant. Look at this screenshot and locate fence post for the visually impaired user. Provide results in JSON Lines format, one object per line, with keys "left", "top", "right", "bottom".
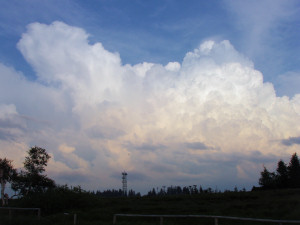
{"left": 113, "top": 215, "right": 117, "bottom": 224}
{"left": 160, "top": 216, "right": 163, "bottom": 225}
{"left": 9, "top": 209, "right": 12, "bottom": 222}
{"left": 37, "top": 208, "right": 41, "bottom": 220}
{"left": 214, "top": 217, "right": 219, "bottom": 225}
{"left": 74, "top": 213, "right": 77, "bottom": 225}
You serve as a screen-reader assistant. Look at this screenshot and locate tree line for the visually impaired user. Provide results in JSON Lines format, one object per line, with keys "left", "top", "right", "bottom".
{"left": 146, "top": 185, "right": 246, "bottom": 197}
{"left": 93, "top": 188, "right": 141, "bottom": 197}
{"left": 258, "top": 153, "right": 300, "bottom": 190}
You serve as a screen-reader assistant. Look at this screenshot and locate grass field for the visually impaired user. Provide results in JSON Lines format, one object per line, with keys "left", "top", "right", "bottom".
{"left": 1, "top": 189, "right": 300, "bottom": 225}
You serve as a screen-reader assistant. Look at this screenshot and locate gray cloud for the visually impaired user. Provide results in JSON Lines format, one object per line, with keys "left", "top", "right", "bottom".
{"left": 143, "top": 161, "right": 174, "bottom": 173}
{"left": 282, "top": 136, "right": 300, "bottom": 146}
{"left": 54, "top": 155, "right": 80, "bottom": 170}
{"left": 110, "top": 171, "right": 148, "bottom": 182}
{"left": 0, "top": 117, "right": 25, "bottom": 129}
{"left": 0, "top": 130, "right": 14, "bottom": 141}
{"left": 0, "top": 104, "right": 27, "bottom": 141}
{"left": 55, "top": 172, "right": 94, "bottom": 185}
{"left": 127, "top": 171, "right": 148, "bottom": 181}
{"left": 86, "top": 125, "right": 125, "bottom": 140}
{"left": 195, "top": 150, "right": 276, "bottom": 164}
{"left": 73, "top": 145, "right": 97, "bottom": 163}
{"left": 184, "top": 142, "right": 211, "bottom": 150}
{"left": 124, "top": 142, "right": 166, "bottom": 152}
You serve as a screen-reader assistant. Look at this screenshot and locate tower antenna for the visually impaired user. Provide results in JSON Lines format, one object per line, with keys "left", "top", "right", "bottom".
{"left": 122, "top": 171, "right": 127, "bottom": 196}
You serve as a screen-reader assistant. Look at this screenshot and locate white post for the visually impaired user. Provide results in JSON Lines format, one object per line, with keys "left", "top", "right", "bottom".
{"left": 214, "top": 217, "right": 219, "bottom": 225}
{"left": 160, "top": 216, "right": 163, "bottom": 225}
{"left": 9, "top": 209, "right": 12, "bottom": 222}
{"left": 74, "top": 213, "right": 77, "bottom": 225}
{"left": 38, "top": 208, "right": 41, "bottom": 220}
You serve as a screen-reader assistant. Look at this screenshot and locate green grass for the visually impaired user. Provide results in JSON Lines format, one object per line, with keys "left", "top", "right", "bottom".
{"left": 2, "top": 189, "right": 300, "bottom": 225}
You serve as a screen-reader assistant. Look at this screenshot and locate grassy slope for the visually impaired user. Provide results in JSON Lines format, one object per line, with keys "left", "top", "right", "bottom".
{"left": 3, "top": 189, "right": 300, "bottom": 225}
{"left": 68, "top": 189, "right": 300, "bottom": 224}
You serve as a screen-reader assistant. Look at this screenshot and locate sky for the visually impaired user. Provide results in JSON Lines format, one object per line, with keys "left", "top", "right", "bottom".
{"left": 0, "top": 0, "right": 300, "bottom": 194}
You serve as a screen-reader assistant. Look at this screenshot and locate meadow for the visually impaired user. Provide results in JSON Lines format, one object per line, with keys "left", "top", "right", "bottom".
{"left": 1, "top": 188, "right": 300, "bottom": 225}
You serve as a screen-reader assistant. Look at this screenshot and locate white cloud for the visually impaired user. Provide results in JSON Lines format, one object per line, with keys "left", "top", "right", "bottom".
{"left": 165, "top": 62, "right": 180, "bottom": 72}
{"left": 18, "top": 21, "right": 123, "bottom": 112}
{"left": 0, "top": 103, "right": 26, "bottom": 141}
{"left": 132, "top": 62, "right": 154, "bottom": 77}
{"left": 59, "top": 144, "right": 75, "bottom": 154}
{"left": 1, "top": 21, "right": 300, "bottom": 192}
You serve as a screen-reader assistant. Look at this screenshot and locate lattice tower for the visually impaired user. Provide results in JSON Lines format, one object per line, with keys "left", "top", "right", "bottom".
{"left": 122, "top": 171, "right": 127, "bottom": 196}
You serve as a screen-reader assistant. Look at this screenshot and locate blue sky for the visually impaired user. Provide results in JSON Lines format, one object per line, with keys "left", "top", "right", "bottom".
{"left": 1, "top": 0, "right": 300, "bottom": 194}
{"left": 1, "top": 0, "right": 299, "bottom": 95}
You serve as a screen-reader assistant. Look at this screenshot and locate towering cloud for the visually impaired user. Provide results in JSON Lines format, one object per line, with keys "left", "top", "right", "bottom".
{"left": 0, "top": 21, "right": 299, "bottom": 192}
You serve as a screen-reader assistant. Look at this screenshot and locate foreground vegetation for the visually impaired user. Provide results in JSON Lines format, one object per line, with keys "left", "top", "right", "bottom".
{"left": 1, "top": 188, "right": 300, "bottom": 225}
{"left": 1, "top": 147, "right": 300, "bottom": 224}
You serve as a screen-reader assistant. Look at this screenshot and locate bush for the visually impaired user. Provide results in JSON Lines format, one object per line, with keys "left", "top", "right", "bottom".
{"left": 16, "top": 185, "right": 100, "bottom": 214}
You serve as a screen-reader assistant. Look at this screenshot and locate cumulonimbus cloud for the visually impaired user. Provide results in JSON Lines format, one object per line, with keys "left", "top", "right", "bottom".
{"left": 1, "top": 21, "right": 300, "bottom": 192}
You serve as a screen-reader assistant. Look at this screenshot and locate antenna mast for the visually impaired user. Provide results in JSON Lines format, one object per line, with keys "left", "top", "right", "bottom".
{"left": 122, "top": 171, "right": 127, "bottom": 196}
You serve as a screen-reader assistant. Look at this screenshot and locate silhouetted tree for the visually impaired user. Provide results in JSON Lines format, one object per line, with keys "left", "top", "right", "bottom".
{"left": 234, "top": 186, "right": 238, "bottom": 192}
{"left": 207, "top": 187, "right": 213, "bottom": 193}
{"left": 0, "top": 158, "right": 17, "bottom": 205}
{"left": 192, "top": 185, "right": 198, "bottom": 194}
{"left": 177, "top": 186, "right": 182, "bottom": 194}
{"left": 128, "top": 189, "right": 141, "bottom": 197}
{"left": 258, "top": 153, "right": 300, "bottom": 190}
{"left": 12, "top": 146, "right": 55, "bottom": 195}
{"left": 287, "top": 153, "right": 300, "bottom": 188}
{"left": 199, "top": 186, "right": 203, "bottom": 193}
{"left": 182, "top": 186, "right": 190, "bottom": 195}
{"left": 276, "top": 160, "right": 288, "bottom": 188}
{"left": 96, "top": 189, "right": 125, "bottom": 197}
{"left": 150, "top": 188, "right": 156, "bottom": 196}
{"left": 259, "top": 166, "right": 276, "bottom": 189}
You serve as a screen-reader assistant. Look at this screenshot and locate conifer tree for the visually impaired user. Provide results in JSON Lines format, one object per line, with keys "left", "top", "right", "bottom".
{"left": 276, "top": 160, "right": 288, "bottom": 188}
{"left": 287, "top": 153, "right": 300, "bottom": 188}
